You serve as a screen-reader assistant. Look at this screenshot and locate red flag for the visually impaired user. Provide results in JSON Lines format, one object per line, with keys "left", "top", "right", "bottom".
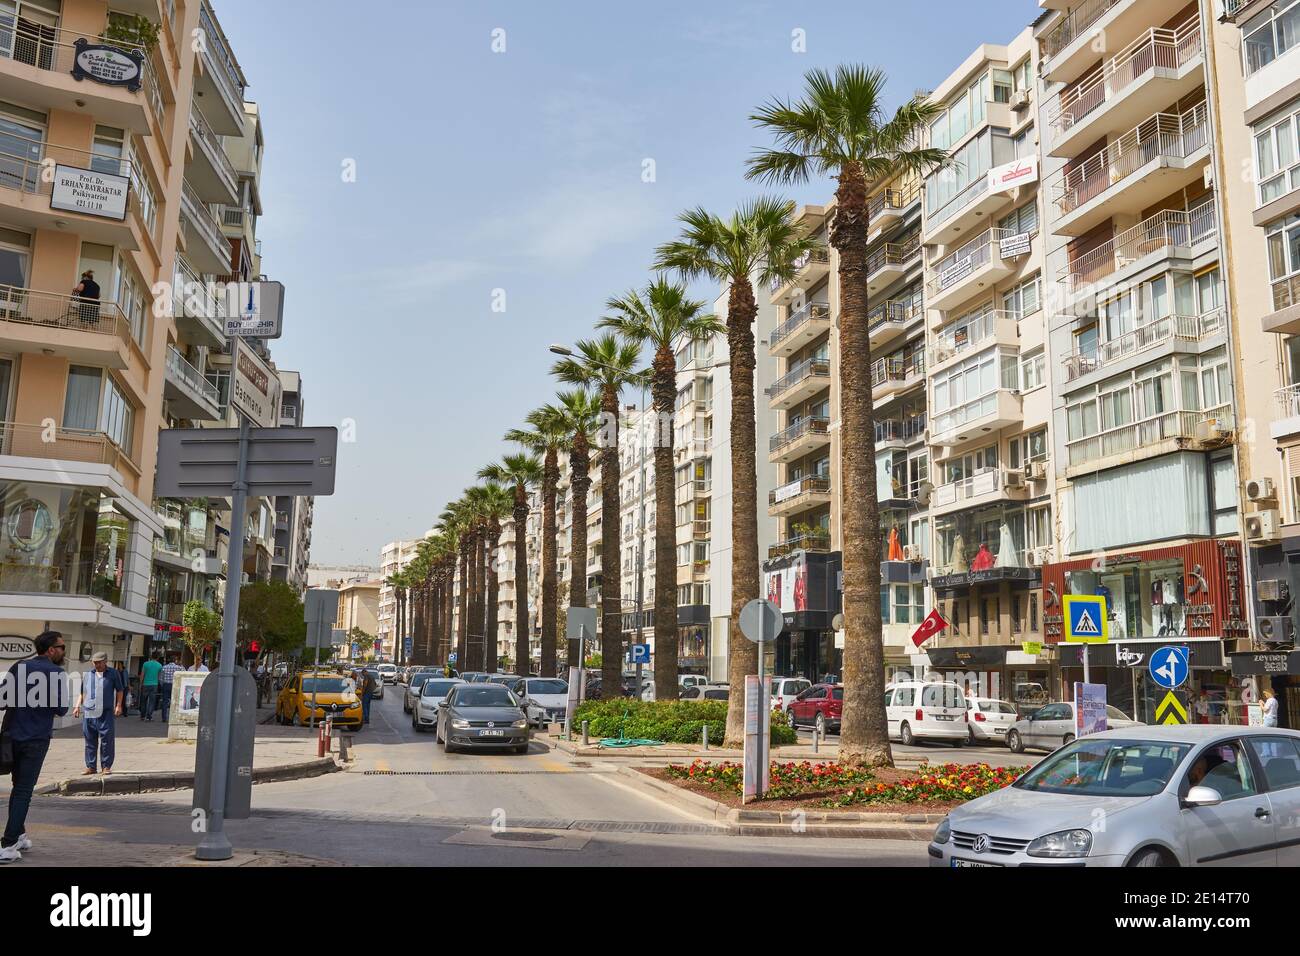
{"left": 911, "top": 608, "right": 949, "bottom": 648}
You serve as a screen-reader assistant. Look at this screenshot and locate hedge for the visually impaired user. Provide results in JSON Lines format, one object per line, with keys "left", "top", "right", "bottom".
{"left": 572, "top": 698, "right": 797, "bottom": 746}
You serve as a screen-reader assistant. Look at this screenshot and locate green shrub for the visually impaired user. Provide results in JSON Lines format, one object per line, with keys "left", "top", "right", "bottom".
{"left": 573, "top": 698, "right": 795, "bottom": 745}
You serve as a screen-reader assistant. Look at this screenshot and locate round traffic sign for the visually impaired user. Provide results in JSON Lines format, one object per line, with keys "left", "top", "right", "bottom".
{"left": 739, "top": 599, "right": 783, "bottom": 644}
{"left": 1148, "top": 645, "right": 1189, "bottom": 690}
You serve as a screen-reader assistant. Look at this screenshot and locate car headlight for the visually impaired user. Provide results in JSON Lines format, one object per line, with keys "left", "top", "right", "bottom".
{"left": 451, "top": 718, "right": 471, "bottom": 729}
{"left": 513, "top": 719, "right": 528, "bottom": 728}
{"left": 1027, "top": 829, "right": 1092, "bottom": 858}
{"left": 932, "top": 818, "right": 951, "bottom": 845}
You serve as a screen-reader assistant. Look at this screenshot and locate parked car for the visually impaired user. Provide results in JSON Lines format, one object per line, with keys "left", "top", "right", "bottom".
{"left": 512, "top": 677, "right": 569, "bottom": 727}
{"left": 679, "top": 684, "right": 730, "bottom": 701}
{"left": 376, "top": 663, "right": 398, "bottom": 684}
{"left": 679, "top": 675, "right": 708, "bottom": 690}
{"left": 770, "top": 677, "right": 812, "bottom": 713}
{"left": 1007, "top": 702, "right": 1144, "bottom": 754}
{"left": 788, "top": 683, "right": 844, "bottom": 735}
{"left": 435, "top": 682, "right": 531, "bottom": 754}
{"left": 930, "top": 726, "right": 1300, "bottom": 867}
{"left": 412, "top": 677, "right": 465, "bottom": 732}
{"left": 459, "top": 672, "right": 489, "bottom": 683}
{"left": 404, "top": 671, "right": 448, "bottom": 714}
{"left": 966, "top": 697, "right": 1019, "bottom": 744}
{"left": 486, "top": 673, "right": 522, "bottom": 687}
{"left": 885, "top": 680, "right": 967, "bottom": 746}
{"left": 363, "top": 668, "right": 385, "bottom": 700}
{"left": 276, "top": 672, "right": 363, "bottom": 729}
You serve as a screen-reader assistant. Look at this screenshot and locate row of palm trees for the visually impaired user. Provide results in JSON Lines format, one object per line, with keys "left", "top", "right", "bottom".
{"left": 395, "top": 66, "right": 947, "bottom": 767}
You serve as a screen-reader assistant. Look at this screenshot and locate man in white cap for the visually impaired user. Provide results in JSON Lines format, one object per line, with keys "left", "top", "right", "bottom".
{"left": 72, "top": 651, "right": 123, "bottom": 775}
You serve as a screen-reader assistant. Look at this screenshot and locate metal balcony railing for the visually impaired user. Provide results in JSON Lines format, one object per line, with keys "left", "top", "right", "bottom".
{"left": 1049, "top": 19, "right": 1203, "bottom": 135}
{"left": 1051, "top": 105, "right": 1209, "bottom": 217}
{"left": 0, "top": 24, "right": 154, "bottom": 93}
{"left": 189, "top": 106, "right": 238, "bottom": 190}
{"left": 199, "top": 1, "right": 246, "bottom": 115}
{"left": 166, "top": 345, "right": 220, "bottom": 405}
{"left": 866, "top": 234, "right": 920, "bottom": 277}
{"left": 933, "top": 308, "right": 1021, "bottom": 364}
{"left": 1059, "top": 202, "right": 1217, "bottom": 291}
{"left": 770, "top": 245, "right": 830, "bottom": 292}
{"left": 181, "top": 180, "right": 229, "bottom": 257}
{"left": 770, "top": 302, "right": 831, "bottom": 349}
{"left": 868, "top": 184, "right": 920, "bottom": 220}
{"left": 770, "top": 416, "right": 830, "bottom": 453}
{"left": 0, "top": 420, "right": 138, "bottom": 477}
{"left": 0, "top": 283, "right": 137, "bottom": 346}
{"left": 1042, "top": 0, "right": 1124, "bottom": 60}
{"left": 766, "top": 358, "right": 831, "bottom": 397}
{"left": 1061, "top": 311, "right": 1222, "bottom": 382}
{"left": 770, "top": 476, "right": 831, "bottom": 507}
{"left": 867, "top": 297, "right": 922, "bottom": 332}
{"left": 1066, "top": 405, "right": 1233, "bottom": 467}
{"left": 871, "top": 354, "right": 925, "bottom": 388}
{"left": 768, "top": 533, "right": 832, "bottom": 559}
{"left": 1275, "top": 383, "right": 1300, "bottom": 420}
{"left": 928, "top": 228, "right": 1015, "bottom": 297}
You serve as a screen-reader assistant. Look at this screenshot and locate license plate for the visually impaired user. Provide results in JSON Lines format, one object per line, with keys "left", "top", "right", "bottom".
{"left": 480, "top": 729, "right": 506, "bottom": 737}
{"left": 994, "top": 728, "right": 1007, "bottom": 734}
{"left": 936, "top": 715, "right": 954, "bottom": 721}
{"left": 951, "top": 857, "right": 1002, "bottom": 868}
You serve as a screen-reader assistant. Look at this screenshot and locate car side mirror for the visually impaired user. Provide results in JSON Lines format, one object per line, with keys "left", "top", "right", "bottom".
{"left": 1182, "top": 785, "right": 1222, "bottom": 808}
{"left": 437, "top": 700, "right": 448, "bottom": 708}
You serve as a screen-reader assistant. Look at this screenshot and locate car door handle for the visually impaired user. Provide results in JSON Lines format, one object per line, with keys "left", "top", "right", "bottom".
{"left": 1255, "top": 807, "right": 1271, "bottom": 819}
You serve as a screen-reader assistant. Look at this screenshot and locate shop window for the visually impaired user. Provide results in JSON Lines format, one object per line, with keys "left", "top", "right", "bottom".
{"left": 1030, "top": 593, "right": 1040, "bottom": 633}
{"left": 1011, "top": 594, "right": 1022, "bottom": 634}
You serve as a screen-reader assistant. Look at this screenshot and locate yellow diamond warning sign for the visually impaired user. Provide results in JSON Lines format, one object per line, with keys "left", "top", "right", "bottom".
{"left": 1156, "top": 690, "right": 1188, "bottom": 725}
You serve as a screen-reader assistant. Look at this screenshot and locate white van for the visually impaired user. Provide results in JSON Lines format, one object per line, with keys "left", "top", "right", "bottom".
{"left": 885, "top": 680, "right": 968, "bottom": 746}
{"left": 770, "top": 677, "right": 812, "bottom": 713}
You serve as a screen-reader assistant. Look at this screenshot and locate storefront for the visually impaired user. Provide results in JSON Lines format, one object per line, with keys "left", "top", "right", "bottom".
{"left": 677, "top": 604, "right": 710, "bottom": 676}
{"left": 908, "top": 643, "right": 1053, "bottom": 715}
{"left": 1240, "top": 529, "right": 1300, "bottom": 729}
{"left": 1229, "top": 650, "right": 1300, "bottom": 731}
{"left": 763, "top": 549, "right": 842, "bottom": 680}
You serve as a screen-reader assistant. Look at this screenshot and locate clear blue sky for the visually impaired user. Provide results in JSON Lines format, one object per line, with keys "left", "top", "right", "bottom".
{"left": 215, "top": 0, "right": 1041, "bottom": 565}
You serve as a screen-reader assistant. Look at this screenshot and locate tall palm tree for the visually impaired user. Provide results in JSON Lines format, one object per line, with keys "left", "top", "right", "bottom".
{"left": 438, "top": 500, "right": 475, "bottom": 670}
{"left": 480, "top": 453, "right": 543, "bottom": 675}
{"left": 506, "top": 408, "right": 569, "bottom": 677}
{"left": 475, "top": 482, "right": 514, "bottom": 672}
{"left": 601, "top": 279, "right": 725, "bottom": 699}
{"left": 551, "top": 389, "right": 601, "bottom": 669}
{"left": 552, "top": 334, "right": 643, "bottom": 694}
{"left": 748, "top": 65, "right": 946, "bottom": 768}
{"left": 656, "top": 198, "right": 815, "bottom": 746}
{"left": 386, "top": 568, "right": 409, "bottom": 663}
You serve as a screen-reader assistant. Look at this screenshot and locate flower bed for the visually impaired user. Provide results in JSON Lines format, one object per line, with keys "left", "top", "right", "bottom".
{"left": 823, "top": 763, "right": 1027, "bottom": 807}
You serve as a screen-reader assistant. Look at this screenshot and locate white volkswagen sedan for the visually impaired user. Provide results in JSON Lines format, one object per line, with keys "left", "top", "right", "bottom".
{"left": 412, "top": 677, "right": 465, "bottom": 732}
{"left": 512, "top": 677, "right": 570, "bottom": 727}
{"left": 930, "top": 726, "right": 1300, "bottom": 867}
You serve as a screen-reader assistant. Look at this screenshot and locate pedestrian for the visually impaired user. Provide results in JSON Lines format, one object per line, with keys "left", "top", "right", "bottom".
{"left": 73, "top": 652, "right": 123, "bottom": 775}
{"left": 1, "top": 630, "right": 70, "bottom": 863}
{"left": 139, "top": 652, "right": 162, "bottom": 721}
{"left": 114, "top": 661, "right": 131, "bottom": 716}
{"left": 72, "top": 269, "right": 100, "bottom": 327}
{"left": 159, "top": 654, "right": 181, "bottom": 723}
{"left": 194, "top": 659, "right": 209, "bottom": 674}
{"left": 359, "top": 667, "right": 376, "bottom": 724}
{"left": 1262, "top": 688, "right": 1279, "bottom": 728}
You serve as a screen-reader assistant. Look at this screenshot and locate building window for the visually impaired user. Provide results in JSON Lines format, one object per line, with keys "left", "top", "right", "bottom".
{"left": 63, "top": 366, "right": 133, "bottom": 451}
{"left": 1243, "top": 0, "right": 1300, "bottom": 77}
{"left": 1020, "top": 348, "right": 1045, "bottom": 392}
{"left": 1255, "top": 107, "right": 1300, "bottom": 205}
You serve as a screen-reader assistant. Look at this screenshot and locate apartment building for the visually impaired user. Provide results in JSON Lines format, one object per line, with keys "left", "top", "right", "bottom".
{"left": 1033, "top": 0, "right": 1250, "bottom": 722}
{"left": 914, "top": 30, "right": 1055, "bottom": 702}
{"left": 335, "top": 577, "right": 380, "bottom": 661}
{"left": 377, "top": 536, "right": 427, "bottom": 658}
{"left": 270, "top": 369, "right": 312, "bottom": 593}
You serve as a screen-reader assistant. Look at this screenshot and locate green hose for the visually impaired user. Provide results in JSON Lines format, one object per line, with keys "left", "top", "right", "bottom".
{"left": 594, "top": 708, "right": 663, "bottom": 748}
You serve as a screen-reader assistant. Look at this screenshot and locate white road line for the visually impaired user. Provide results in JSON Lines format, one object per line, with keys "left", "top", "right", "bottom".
{"left": 586, "top": 772, "right": 713, "bottom": 823}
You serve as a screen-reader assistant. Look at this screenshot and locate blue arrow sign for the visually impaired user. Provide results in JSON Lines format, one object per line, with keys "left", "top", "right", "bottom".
{"left": 1149, "top": 645, "right": 1189, "bottom": 690}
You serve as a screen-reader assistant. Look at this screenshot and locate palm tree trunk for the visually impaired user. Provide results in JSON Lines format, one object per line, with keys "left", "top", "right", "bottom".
{"left": 569, "top": 436, "right": 591, "bottom": 670}
{"left": 725, "top": 276, "right": 761, "bottom": 748}
{"left": 652, "top": 347, "right": 679, "bottom": 700}
{"left": 398, "top": 590, "right": 409, "bottom": 664}
{"left": 457, "top": 541, "right": 469, "bottom": 669}
{"left": 411, "top": 587, "right": 422, "bottom": 663}
{"left": 487, "top": 527, "right": 501, "bottom": 672}
{"left": 513, "top": 488, "right": 530, "bottom": 675}
{"left": 600, "top": 388, "right": 624, "bottom": 696}
{"left": 471, "top": 529, "right": 484, "bottom": 671}
{"left": 834, "top": 161, "right": 891, "bottom": 768}
{"left": 541, "top": 449, "right": 559, "bottom": 678}
{"left": 442, "top": 564, "right": 455, "bottom": 663}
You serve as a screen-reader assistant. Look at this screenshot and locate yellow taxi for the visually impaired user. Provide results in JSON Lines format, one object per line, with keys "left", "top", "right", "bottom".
{"left": 276, "top": 671, "right": 364, "bottom": 729}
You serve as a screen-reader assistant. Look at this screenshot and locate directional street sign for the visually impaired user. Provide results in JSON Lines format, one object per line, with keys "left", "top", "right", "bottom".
{"left": 1063, "top": 594, "right": 1109, "bottom": 644}
{"left": 1149, "top": 645, "right": 1189, "bottom": 690}
{"left": 565, "top": 606, "right": 598, "bottom": 642}
{"left": 1155, "top": 690, "right": 1189, "bottom": 725}
{"left": 156, "top": 426, "right": 338, "bottom": 499}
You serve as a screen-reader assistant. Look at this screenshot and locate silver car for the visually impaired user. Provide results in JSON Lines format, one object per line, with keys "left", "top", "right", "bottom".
{"left": 930, "top": 726, "right": 1300, "bottom": 867}
{"left": 436, "top": 682, "right": 531, "bottom": 754}
{"left": 413, "top": 677, "right": 465, "bottom": 732}
{"left": 1007, "top": 701, "right": 1142, "bottom": 753}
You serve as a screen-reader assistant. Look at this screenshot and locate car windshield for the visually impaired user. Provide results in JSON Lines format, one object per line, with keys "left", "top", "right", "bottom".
{"left": 1105, "top": 705, "right": 1132, "bottom": 721}
{"left": 411, "top": 674, "right": 437, "bottom": 689}
{"left": 301, "top": 678, "right": 348, "bottom": 694}
{"left": 980, "top": 701, "right": 1017, "bottom": 714}
{"left": 454, "top": 686, "right": 517, "bottom": 707}
{"left": 1016, "top": 740, "right": 1192, "bottom": 797}
{"left": 421, "top": 680, "right": 459, "bottom": 697}
{"left": 527, "top": 680, "right": 567, "bottom": 694}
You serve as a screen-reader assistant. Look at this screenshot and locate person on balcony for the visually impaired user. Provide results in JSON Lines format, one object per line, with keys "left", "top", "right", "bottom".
{"left": 72, "top": 270, "right": 100, "bottom": 328}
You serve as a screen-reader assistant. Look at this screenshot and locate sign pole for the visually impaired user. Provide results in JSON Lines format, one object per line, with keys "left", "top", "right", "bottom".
{"left": 195, "top": 413, "right": 249, "bottom": 862}
{"left": 758, "top": 608, "right": 767, "bottom": 790}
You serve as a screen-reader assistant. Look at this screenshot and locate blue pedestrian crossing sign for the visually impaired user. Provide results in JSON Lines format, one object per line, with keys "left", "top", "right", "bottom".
{"left": 1149, "top": 645, "right": 1189, "bottom": 689}
{"left": 1063, "top": 594, "right": 1109, "bottom": 644}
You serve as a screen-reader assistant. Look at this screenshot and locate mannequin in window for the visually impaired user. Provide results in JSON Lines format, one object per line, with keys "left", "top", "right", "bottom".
{"left": 970, "top": 543, "right": 995, "bottom": 572}
{"left": 995, "top": 522, "right": 1019, "bottom": 568}
{"left": 949, "top": 534, "right": 967, "bottom": 573}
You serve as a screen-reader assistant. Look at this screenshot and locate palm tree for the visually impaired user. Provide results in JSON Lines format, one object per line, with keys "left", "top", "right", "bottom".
{"left": 552, "top": 333, "right": 643, "bottom": 694}
{"left": 480, "top": 453, "right": 543, "bottom": 676}
{"left": 748, "top": 65, "right": 947, "bottom": 768}
{"left": 656, "top": 198, "right": 815, "bottom": 746}
{"left": 601, "top": 279, "right": 725, "bottom": 699}
{"left": 506, "top": 408, "right": 569, "bottom": 676}
{"left": 438, "top": 499, "right": 475, "bottom": 670}
{"left": 548, "top": 389, "right": 601, "bottom": 670}
{"left": 385, "top": 568, "right": 409, "bottom": 664}
{"left": 475, "top": 483, "right": 513, "bottom": 672}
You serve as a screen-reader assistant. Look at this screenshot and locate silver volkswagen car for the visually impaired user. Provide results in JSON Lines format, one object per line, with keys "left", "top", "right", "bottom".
{"left": 930, "top": 725, "right": 1300, "bottom": 867}
{"left": 436, "top": 681, "right": 531, "bottom": 754}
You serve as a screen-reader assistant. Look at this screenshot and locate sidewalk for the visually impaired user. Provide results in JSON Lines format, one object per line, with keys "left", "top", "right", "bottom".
{"left": 1, "top": 706, "right": 345, "bottom": 796}
{"left": 15, "top": 823, "right": 342, "bottom": 866}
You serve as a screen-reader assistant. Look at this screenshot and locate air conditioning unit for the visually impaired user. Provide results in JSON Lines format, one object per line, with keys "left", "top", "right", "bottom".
{"left": 1002, "top": 470, "right": 1025, "bottom": 489}
{"left": 1023, "top": 459, "right": 1048, "bottom": 481}
{"left": 1257, "top": 578, "right": 1290, "bottom": 603}
{"left": 902, "top": 544, "right": 922, "bottom": 561}
{"left": 1194, "top": 419, "right": 1231, "bottom": 444}
{"left": 1027, "top": 546, "right": 1051, "bottom": 567}
{"left": 1246, "top": 509, "right": 1282, "bottom": 542}
{"left": 1258, "top": 615, "right": 1295, "bottom": 646}
{"left": 1010, "top": 89, "right": 1031, "bottom": 110}
{"left": 1246, "top": 477, "right": 1277, "bottom": 502}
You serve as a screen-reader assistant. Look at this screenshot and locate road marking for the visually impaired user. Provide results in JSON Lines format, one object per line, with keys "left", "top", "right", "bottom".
{"left": 587, "top": 772, "right": 710, "bottom": 823}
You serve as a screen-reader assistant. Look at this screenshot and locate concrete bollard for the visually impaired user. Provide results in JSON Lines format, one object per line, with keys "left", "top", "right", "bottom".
{"left": 581, "top": 720, "right": 589, "bottom": 746}
{"left": 813, "top": 725, "right": 820, "bottom": 754}
{"left": 702, "top": 725, "right": 709, "bottom": 750}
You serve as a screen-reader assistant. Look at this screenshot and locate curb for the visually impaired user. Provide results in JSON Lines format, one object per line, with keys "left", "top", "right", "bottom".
{"left": 36, "top": 757, "right": 341, "bottom": 796}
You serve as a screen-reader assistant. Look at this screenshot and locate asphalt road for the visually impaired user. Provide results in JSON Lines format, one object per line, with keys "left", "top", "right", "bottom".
{"left": 20, "top": 685, "right": 932, "bottom": 866}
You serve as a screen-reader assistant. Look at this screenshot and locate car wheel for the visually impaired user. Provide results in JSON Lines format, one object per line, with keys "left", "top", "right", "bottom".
{"left": 514, "top": 744, "right": 528, "bottom": 755}
{"left": 787, "top": 707, "right": 798, "bottom": 728}
{"left": 435, "top": 723, "right": 444, "bottom": 744}
{"left": 1007, "top": 729, "right": 1023, "bottom": 753}
{"left": 1063, "top": 733, "right": 1076, "bottom": 747}
{"left": 291, "top": 711, "right": 301, "bottom": 728}
{"left": 815, "top": 712, "right": 826, "bottom": 736}
{"left": 900, "top": 722, "right": 914, "bottom": 746}
{"left": 1129, "top": 848, "right": 1169, "bottom": 868}
{"left": 951, "top": 738, "right": 964, "bottom": 748}
{"left": 966, "top": 725, "right": 976, "bottom": 745}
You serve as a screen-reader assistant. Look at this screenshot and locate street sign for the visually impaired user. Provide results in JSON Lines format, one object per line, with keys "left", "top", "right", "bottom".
{"left": 1074, "top": 682, "right": 1108, "bottom": 736}
{"left": 1149, "top": 645, "right": 1189, "bottom": 689}
{"left": 404, "top": 637, "right": 413, "bottom": 655}
{"left": 193, "top": 668, "right": 257, "bottom": 821}
{"left": 1063, "top": 594, "right": 1109, "bottom": 644}
{"left": 155, "top": 426, "right": 339, "bottom": 499}
{"left": 565, "top": 606, "right": 597, "bottom": 642}
{"left": 628, "top": 643, "right": 650, "bottom": 664}
{"left": 449, "top": 653, "right": 458, "bottom": 664}
{"left": 739, "top": 598, "right": 782, "bottom": 644}
{"left": 231, "top": 338, "right": 279, "bottom": 426}
{"left": 224, "top": 280, "right": 285, "bottom": 339}
{"left": 742, "top": 675, "right": 772, "bottom": 802}
{"left": 1156, "top": 689, "right": 1189, "bottom": 725}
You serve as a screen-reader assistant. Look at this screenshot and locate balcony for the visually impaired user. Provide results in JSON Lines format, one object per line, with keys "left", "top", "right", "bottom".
{"left": 1061, "top": 311, "right": 1223, "bottom": 388}
{"left": 0, "top": 421, "right": 139, "bottom": 489}
{"left": 1261, "top": 275, "right": 1300, "bottom": 336}
{"left": 0, "top": 26, "right": 154, "bottom": 134}
{"left": 172, "top": 257, "right": 226, "bottom": 348}
{"left": 181, "top": 181, "right": 232, "bottom": 275}
{"left": 867, "top": 297, "right": 921, "bottom": 352}
{"left": 1048, "top": 19, "right": 1204, "bottom": 157}
{"left": 0, "top": 285, "right": 139, "bottom": 369}
{"left": 865, "top": 235, "right": 920, "bottom": 295}
{"left": 768, "top": 532, "right": 832, "bottom": 560}
{"left": 868, "top": 184, "right": 920, "bottom": 236}
{"left": 929, "top": 469, "right": 1030, "bottom": 518}
{"left": 0, "top": 140, "right": 140, "bottom": 248}
{"left": 923, "top": 137, "right": 1018, "bottom": 242}
{"left": 769, "top": 416, "right": 830, "bottom": 464}
{"left": 187, "top": 105, "right": 240, "bottom": 205}
{"left": 674, "top": 478, "right": 712, "bottom": 505}
{"left": 769, "top": 302, "right": 831, "bottom": 356}
{"left": 871, "top": 355, "right": 925, "bottom": 403}
{"left": 1057, "top": 203, "right": 1218, "bottom": 309}
{"left": 929, "top": 390, "right": 1024, "bottom": 448}
{"left": 766, "top": 357, "right": 831, "bottom": 410}
{"left": 931, "top": 309, "right": 1021, "bottom": 374}
{"left": 692, "top": 519, "right": 711, "bottom": 540}
{"left": 164, "top": 346, "right": 222, "bottom": 421}
{"left": 926, "top": 228, "right": 1023, "bottom": 313}
{"left": 770, "top": 245, "right": 831, "bottom": 304}
{"left": 1041, "top": 0, "right": 1190, "bottom": 84}
{"left": 196, "top": 1, "right": 247, "bottom": 136}
{"left": 1065, "top": 404, "right": 1234, "bottom": 473}
{"left": 769, "top": 475, "right": 832, "bottom": 517}
{"left": 875, "top": 414, "right": 926, "bottom": 452}
{"left": 1048, "top": 106, "right": 1210, "bottom": 237}
{"left": 1271, "top": 383, "right": 1300, "bottom": 440}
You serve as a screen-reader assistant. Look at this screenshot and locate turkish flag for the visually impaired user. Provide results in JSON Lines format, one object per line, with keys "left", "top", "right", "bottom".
{"left": 910, "top": 608, "right": 949, "bottom": 648}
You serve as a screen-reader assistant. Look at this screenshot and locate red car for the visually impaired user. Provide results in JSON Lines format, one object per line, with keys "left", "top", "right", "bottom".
{"left": 787, "top": 683, "right": 843, "bottom": 734}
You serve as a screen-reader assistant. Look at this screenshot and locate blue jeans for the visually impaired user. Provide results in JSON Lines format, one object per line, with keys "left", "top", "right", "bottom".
{"left": 362, "top": 692, "right": 372, "bottom": 723}
{"left": 83, "top": 717, "right": 115, "bottom": 770}
{"left": 159, "top": 682, "right": 173, "bottom": 722}
{"left": 140, "top": 685, "right": 158, "bottom": 720}
{"left": 3, "top": 737, "right": 50, "bottom": 847}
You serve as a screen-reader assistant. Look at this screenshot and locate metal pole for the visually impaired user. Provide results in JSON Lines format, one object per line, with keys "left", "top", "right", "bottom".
{"left": 1083, "top": 644, "right": 1090, "bottom": 686}
{"left": 758, "top": 609, "right": 767, "bottom": 795}
{"left": 196, "top": 414, "right": 249, "bottom": 862}
{"left": 633, "top": 387, "right": 646, "bottom": 698}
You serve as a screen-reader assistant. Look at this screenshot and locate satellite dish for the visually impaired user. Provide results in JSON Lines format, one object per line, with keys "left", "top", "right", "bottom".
{"left": 832, "top": 613, "right": 845, "bottom": 631}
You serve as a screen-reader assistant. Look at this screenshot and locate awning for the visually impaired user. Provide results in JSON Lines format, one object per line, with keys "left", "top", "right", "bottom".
{"left": 924, "top": 646, "right": 1009, "bottom": 668}
{"left": 1230, "top": 650, "right": 1300, "bottom": 677}
{"left": 1059, "top": 639, "right": 1227, "bottom": 670}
